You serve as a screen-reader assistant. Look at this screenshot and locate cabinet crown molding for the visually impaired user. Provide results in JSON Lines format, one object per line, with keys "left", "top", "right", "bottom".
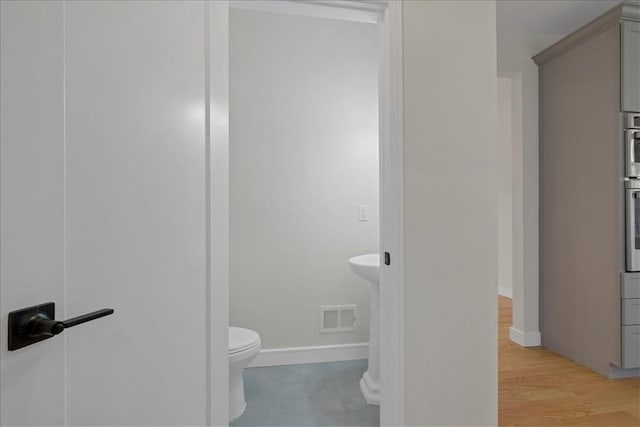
{"left": 533, "top": 1, "right": 639, "bottom": 66}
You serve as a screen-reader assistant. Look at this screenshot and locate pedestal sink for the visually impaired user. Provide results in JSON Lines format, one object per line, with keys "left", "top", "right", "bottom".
{"left": 348, "top": 253, "right": 380, "bottom": 406}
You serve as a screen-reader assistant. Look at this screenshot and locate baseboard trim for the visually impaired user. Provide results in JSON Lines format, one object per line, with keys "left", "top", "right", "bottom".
{"left": 609, "top": 365, "right": 640, "bottom": 379}
{"left": 498, "top": 286, "right": 513, "bottom": 298}
{"left": 509, "top": 327, "right": 541, "bottom": 347}
{"left": 248, "top": 342, "right": 369, "bottom": 368}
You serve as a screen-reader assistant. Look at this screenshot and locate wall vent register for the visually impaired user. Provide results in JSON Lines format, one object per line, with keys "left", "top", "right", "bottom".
{"left": 320, "top": 305, "right": 357, "bottom": 332}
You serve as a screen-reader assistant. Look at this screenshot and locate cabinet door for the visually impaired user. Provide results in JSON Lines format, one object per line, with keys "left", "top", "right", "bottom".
{"left": 622, "top": 299, "right": 640, "bottom": 325}
{"left": 622, "top": 325, "right": 640, "bottom": 368}
{"left": 622, "top": 21, "right": 640, "bottom": 112}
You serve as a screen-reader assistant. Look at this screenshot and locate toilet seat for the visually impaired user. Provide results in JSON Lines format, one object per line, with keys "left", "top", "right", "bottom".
{"left": 229, "top": 327, "right": 260, "bottom": 355}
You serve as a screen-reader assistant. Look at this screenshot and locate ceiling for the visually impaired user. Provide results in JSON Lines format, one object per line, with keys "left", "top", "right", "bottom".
{"left": 496, "top": 0, "right": 621, "bottom": 36}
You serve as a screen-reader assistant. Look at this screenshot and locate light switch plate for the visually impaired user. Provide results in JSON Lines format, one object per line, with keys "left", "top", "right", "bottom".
{"left": 358, "top": 204, "right": 369, "bottom": 222}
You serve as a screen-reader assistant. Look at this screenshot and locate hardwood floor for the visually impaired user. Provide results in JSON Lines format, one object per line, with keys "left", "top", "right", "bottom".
{"left": 499, "top": 296, "right": 640, "bottom": 426}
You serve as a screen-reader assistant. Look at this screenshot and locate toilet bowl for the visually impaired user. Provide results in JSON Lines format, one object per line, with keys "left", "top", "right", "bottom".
{"left": 229, "top": 326, "right": 261, "bottom": 420}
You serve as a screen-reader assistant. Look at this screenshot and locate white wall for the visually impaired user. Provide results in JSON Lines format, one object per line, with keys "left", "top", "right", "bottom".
{"left": 402, "top": 1, "right": 498, "bottom": 425}
{"left": 229, "top": 9, "right": 379, "bottom": 349}
{"left": 497, "top": 28, "right": 560, "bottom": 344}
{"left": 498, "top": 77, "right": 513, "bottom": 298}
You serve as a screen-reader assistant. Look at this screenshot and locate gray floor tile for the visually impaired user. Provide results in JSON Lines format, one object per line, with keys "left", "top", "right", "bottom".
{"left": 231, "top": 359, "right": 379, "bottom": 427}
{"left": 335, "top": 381, "right": 379, "bottom": 427}
{"left": 247, "top": 362, "right": 336, "bottom": 385}
{"left": 328, "top": 359, "right": 369, "bottom": 382}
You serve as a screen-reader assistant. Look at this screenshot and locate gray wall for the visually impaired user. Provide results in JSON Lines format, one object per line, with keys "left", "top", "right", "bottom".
{"left": 498, "top": 76, "right": 513, "bottom": 297}
{"left": 229, "top": 9, "right": 379, "bottom": 349}
{"left": 497, "top": 28, "right": 561, "bottom": 338}
{"left": 402, "top": 1, "right": 498, "bottom": 424}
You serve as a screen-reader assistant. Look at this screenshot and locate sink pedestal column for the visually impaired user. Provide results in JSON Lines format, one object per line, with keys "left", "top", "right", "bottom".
{"left": 360, "top": 279, "right": 380, "bottom": 406}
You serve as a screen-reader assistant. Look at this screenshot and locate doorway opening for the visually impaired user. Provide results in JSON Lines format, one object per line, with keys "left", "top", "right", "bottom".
{"left": 229, "top": 6, "right": 379, "bottom": 426}
{"left": 221, "top": 1, "right": 404, "bottom": 426}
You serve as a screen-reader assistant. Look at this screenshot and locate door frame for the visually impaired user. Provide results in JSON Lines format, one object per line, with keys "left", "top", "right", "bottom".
{"left": 210, "top": 1, "right": 405, "bottom": 425}
{"left": 207, "top": 1, "right": 231, "bottom": 425}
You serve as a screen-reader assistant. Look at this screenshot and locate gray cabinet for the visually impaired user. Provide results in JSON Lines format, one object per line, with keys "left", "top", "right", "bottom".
{"left": 534, "top": 2, "right": 640, "bottom": 376}
{"left": 622, "top": 299, "right": 640, "bottom": 325}
{"left": 621, "top": 274, "right": 640, "bottom": 368}
{"left": 622, "top": 21, "right": 640, "bottom": 112}
{"left": 622, "top": 325, "right": 640, "bottom": 368}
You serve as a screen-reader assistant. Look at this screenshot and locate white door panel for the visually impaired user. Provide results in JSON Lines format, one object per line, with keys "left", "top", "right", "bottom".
{"left": 0, "top": 1, "right": 66, "bottom": 425}
{"left": 2, "top": 1, "right": 210, "bottom": 425}
{"left": 64, "top": 1, "right": 207, "bottom": 425}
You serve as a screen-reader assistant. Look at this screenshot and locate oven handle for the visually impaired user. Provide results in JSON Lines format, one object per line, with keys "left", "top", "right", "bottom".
{"left": 629, "top": 130, "right": 638, "bottom": 166}
{"left": 627, "top": 189, "right": 640, "bottom": 271}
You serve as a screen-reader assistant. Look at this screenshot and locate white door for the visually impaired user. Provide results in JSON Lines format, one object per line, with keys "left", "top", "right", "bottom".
{"left": 1, "top": 1, "right": 221, "bottom": 425}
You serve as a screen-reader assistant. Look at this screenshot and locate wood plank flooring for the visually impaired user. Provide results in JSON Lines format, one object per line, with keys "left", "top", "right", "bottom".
{"left": 499, "top": 296, "right": 640, "bottom": 426}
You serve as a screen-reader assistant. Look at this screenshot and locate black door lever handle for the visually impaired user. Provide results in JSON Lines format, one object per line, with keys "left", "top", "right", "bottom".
{"left": 60, "top": 308, "right": 114, "bottom": 328}
{"left": 30, "top": 308, "right": 114, "bottom": 337}
{"left": 8, "top": 303, "right": 114, "bottom": 351}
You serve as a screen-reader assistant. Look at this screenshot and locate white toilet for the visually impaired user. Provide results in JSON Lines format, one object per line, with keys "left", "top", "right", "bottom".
{"left": 229, "top": 326, "right": 261, "bottom": 420}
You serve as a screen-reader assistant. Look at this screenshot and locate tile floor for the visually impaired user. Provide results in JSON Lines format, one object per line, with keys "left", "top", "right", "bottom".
{"left": 231, "top": 359, "right": 379, "bottom": 427}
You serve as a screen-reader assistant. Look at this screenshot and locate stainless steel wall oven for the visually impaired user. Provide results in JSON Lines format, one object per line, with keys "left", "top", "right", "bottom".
{"left": 625, "top": 113, "right": 640, "bottom": 271}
